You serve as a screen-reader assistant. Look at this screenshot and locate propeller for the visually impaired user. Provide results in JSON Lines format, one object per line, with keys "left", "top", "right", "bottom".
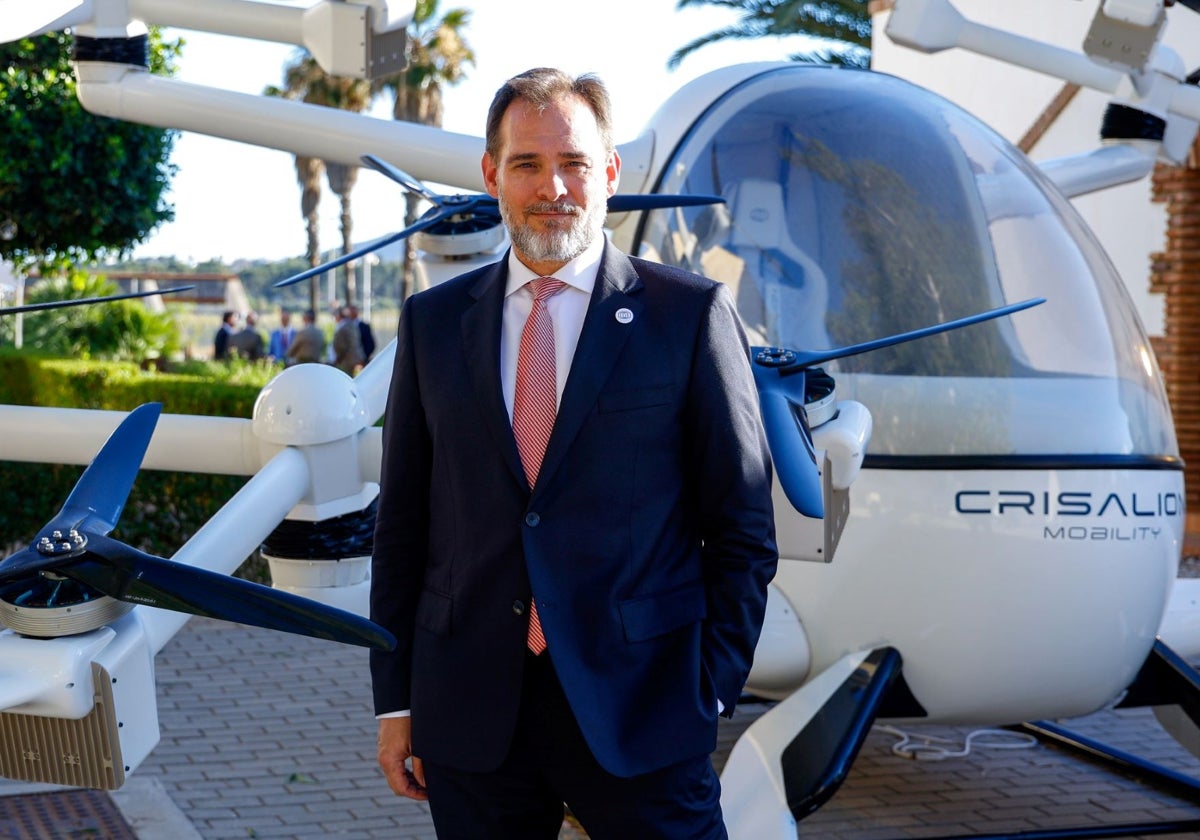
{"left": 273, "top": 154, "right": 725, "bottom": 289}
{"left": 0, "top": 286, "right": 196, "bottom": 316}
{"left": 755, "top": 297, "right": 1045, "bottom": 518}
{"left": 0, "top": 403, "right": 396, "bottom": 650}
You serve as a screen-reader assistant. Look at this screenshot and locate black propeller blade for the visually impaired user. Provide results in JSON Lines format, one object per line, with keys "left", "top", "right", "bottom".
{"left": 273, "top": 154, "right": 723, "bottom": 289}
{"left": 0, "top": 403, "right": 396, "bottom": 650}
{"left": 0, "top": 285, "right": 195, "bottom": 316}
{"left": 362, "top": 153, "right": 442, "bottom": 203}
{"left": 49, "top": 401, "right": 161, "bottom": 538}
{"left": 752, "top": 354, "right": 824, "bottom": 520}
{"left": 755, "top": 297, "right": 1045, "bottom": 518}
{"left": 51, "top": 534, "right": 394, "bottom": 650}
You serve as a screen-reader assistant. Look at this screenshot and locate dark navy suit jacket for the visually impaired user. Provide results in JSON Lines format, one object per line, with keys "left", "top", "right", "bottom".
{"left": 370, "top": 243, "right": 777, "bottom": 778}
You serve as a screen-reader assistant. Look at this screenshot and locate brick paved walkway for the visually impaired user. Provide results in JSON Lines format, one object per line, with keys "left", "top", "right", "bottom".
{"left": 9, "top": 616, "right": 1200, "bottom": 838}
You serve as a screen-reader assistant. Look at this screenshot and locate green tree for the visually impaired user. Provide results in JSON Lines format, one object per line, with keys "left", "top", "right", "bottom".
{"left": 295, "top": 153, "right": 324, "bottom": 314}
{"left": 0, "top": 30, "right": 181, "bottom": 275}
{"left": 374, "top": 0, "right": 474, "bottom": 300}
{"left": 669, "top": 0, "right": 869, "bottom": 69}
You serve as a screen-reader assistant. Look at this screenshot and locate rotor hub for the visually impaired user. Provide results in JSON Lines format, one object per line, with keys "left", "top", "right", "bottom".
{"left": 36, "top": 529, "right": 87, "bottom": 557}
{"left": 0, "top": 574, "right": 131, "bottom": 638}
{"left": 755, "top": 347, "right": 797, "bottom": 367}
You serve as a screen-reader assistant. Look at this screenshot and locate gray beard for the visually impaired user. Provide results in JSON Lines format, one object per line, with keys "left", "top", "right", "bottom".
{"left": 501, "top": 196, "right": 607, "bottom": 266}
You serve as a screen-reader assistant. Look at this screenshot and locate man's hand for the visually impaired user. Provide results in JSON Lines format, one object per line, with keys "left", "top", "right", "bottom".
{"left": 377, "top": 716, "right": 428, "bottom": 800}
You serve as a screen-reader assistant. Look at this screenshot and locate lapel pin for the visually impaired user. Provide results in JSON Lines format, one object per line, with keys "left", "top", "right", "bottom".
{"left": 615, "top": 308, "right": 634, "bottom": 324}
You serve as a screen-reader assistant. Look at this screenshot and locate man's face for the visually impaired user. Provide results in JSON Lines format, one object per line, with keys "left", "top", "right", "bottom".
{"left": 482, "top": 94, "right": 620, "bottom": 274}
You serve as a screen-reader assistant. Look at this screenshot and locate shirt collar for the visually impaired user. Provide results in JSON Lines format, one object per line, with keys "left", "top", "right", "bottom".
{"left": 504, "top": 234, "right": 605, "bottom": 299}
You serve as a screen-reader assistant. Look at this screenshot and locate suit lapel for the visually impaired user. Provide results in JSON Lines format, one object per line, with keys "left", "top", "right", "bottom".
{"left": 536, "top": 244, "right": 644, "bottom": 494}
{"left": 461, "top": 258, "right": 528, "bottom": 488}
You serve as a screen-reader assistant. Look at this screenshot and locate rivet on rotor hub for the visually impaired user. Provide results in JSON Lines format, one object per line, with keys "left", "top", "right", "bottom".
{"left": 36, "top": 529, "right": 87, "bottom": 556}
{"left": 755, "top": 347, "right": 797, "bottom": 367}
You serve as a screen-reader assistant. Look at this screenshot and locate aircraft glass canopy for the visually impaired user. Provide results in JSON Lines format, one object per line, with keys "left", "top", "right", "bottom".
{"left": 638, "top": 65, "right": 1176, "bottom": 459}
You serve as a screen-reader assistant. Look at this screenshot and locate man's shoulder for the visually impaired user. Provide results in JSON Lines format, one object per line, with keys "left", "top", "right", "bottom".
{"left": 626, "top": 254, "right": 719, "bottom": 296}
{"left": 408, "top": 259, "right": 503, "bottom": 308}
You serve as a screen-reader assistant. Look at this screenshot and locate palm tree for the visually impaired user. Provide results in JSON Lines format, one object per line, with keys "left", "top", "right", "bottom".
{"left": 294, "top": 155, "right": 325, "bottom": 313}
{"left": 668, "top": 0, "right": 870, "bottom": 69}
{"left": 325, "top": 162, "right": 361, "bottom": 305}
{"left": 266, "top": 55, "right": 373, "bottom": 311}
{"left": 374, "top": 0, "right": 475, "bottom": 301}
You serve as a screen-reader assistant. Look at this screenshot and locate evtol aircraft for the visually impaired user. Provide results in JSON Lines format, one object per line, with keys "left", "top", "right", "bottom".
{"left": 1, "top": 0, "right": 1200, "bottom": 836}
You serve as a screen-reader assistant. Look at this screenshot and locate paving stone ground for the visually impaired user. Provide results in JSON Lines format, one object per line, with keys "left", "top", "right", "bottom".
{"left": 9, "top": 616, "right": 1200, "bottom": 838}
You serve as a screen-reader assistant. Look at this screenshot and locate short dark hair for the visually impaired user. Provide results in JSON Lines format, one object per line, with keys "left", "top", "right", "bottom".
{"left": 485, "top": 67, "right": 614, "bottom": 159}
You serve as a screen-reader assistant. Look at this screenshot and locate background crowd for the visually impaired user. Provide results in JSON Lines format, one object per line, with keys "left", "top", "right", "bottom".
{"left": 213, "top": 302, "right": 376, "bottom": 375}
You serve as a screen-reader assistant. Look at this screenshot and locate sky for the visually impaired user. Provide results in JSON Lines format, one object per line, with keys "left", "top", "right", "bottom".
{"left": 128, "top": 0, "right": 812, "bottom": 264}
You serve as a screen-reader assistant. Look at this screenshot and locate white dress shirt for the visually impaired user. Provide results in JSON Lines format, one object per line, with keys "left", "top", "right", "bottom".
{"left": 500, "top": 236, "right": 604, "bottom": 419}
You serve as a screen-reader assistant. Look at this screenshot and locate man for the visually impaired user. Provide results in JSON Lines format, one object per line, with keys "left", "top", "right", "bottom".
{"left": 372, "top": 67, "right": 776, "bottom": 839}
{"left": 331, "top": 304, "right": 366, "bottom": 375}
{"left": 349, "top": 304, "right": 376, "bottom": 362}
{"left": 229, "top": 310, "right": 265, "bottom": 360}
{"left": 285, "top": 308, "right": 325, "bottom": 366}
{"left": 212, "top": 310, "right": 238, "bottom": 360}
{"left": 268, "top": 308, "right": 295, "bottom": 362}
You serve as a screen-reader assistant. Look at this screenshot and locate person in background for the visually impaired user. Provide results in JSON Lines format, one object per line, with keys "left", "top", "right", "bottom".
{"left": 349, "top": 304, "right": 376, "bottom": 362}
{"left": 331, "top": 304, "right": 366, "bottom": 375}
{"left": 229, "top": 310, "right": 265, "bottom": 360}
{"left": 371, "top": 67, "right": 777, "bottom": 839}
{"left": 213, "top": 310, "right": 238, "bottom": 360}
{"left": 285, "top": 308, "right": 326, "bottom": 366}
{"left": 268, "top": 308, "right": 295, "bottom": 362}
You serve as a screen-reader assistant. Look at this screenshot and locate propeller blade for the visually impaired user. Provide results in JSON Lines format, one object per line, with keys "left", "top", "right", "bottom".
{"left": 0, "top": 544, "right": 58, "bottom": 583}
{"left": 43, "top": 403, "right": 162, "bottom": 538}
{"left": 360, "top": 154, "right": 444, "bottom": 204}
{"left": 0, "top": 0, "right": 92, "bottom": 42}
{"left": 273, "top": 216, "right": 447, "bottom": 288}
{"left": 288, "top": 154, "right": 722, "bottom": 291}
{"left": 781, "top": 297, "right": 1045, "bottom": 372}
{"left": 751, "top": 297, "right": 1045, "bottom": 518}
{"left": 61, "top": 534, "right": 395, "bottom": 650}
{"left": 606, "top": 194, "right": 724, "bottom": 212}
{"left": 0, "top": 286, "right": 195, "bottom": 316}
{"left": 752, "top": 363, "right": 824, "bottom": 518}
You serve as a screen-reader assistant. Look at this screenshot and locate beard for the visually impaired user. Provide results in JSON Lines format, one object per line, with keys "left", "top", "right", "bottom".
{"left": 500, "top": 193, "right": 607, "bottom": 266}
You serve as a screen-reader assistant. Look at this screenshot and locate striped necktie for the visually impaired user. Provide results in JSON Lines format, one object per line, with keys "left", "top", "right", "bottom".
{"left": 512, "top": 276, "right": 567, "bottom": 654}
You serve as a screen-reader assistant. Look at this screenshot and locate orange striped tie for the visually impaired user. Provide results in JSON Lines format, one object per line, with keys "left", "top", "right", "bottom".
{"left": 513, "top": 277, "right": 566, "bottom": 655}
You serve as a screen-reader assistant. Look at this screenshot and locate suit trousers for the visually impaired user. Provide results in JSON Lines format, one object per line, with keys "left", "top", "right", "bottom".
{"left": 421, "top": 651, "right": 727, "bottom": 840}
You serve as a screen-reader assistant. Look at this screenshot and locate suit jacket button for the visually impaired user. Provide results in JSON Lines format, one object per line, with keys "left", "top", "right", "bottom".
{"left": 525, "top": 512, "right": 540, "bottom": 527}
{"left": 512, "top": 600, "right": 526, "bottom": 616}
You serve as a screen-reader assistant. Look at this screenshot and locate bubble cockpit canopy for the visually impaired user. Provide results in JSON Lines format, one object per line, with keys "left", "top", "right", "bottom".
{"left": 636, "top": 65, "right": 1175, "bottom": 460}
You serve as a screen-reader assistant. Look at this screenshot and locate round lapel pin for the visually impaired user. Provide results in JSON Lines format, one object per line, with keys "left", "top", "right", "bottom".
{"left": 615, "top": 308, "right": 634, "bottom": 324}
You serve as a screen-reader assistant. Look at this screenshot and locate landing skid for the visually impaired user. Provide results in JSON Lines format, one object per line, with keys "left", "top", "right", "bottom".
{"left": 721, "top": 646, "right": 906, "bottom": 839}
